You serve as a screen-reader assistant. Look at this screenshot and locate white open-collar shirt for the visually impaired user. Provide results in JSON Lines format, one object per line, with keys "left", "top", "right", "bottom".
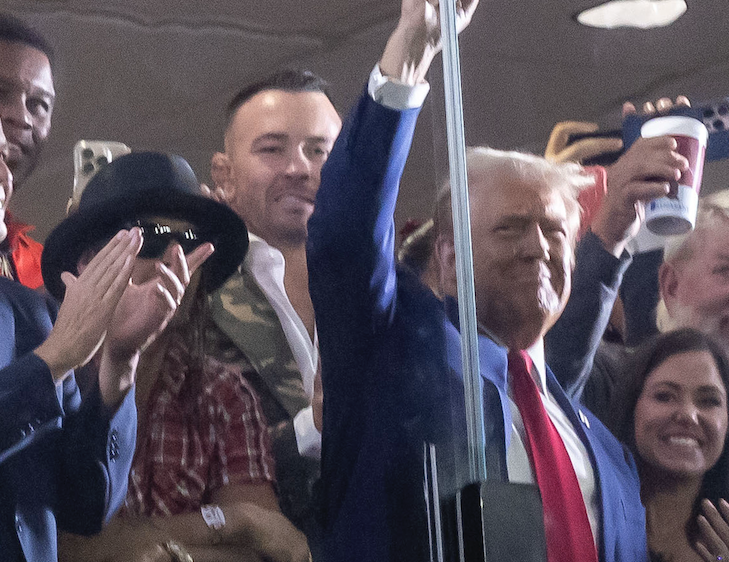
{"left": 243, "top": 234, "right": 321, "bottom": 458}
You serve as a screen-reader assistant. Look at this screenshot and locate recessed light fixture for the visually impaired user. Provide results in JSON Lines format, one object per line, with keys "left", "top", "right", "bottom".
{"left": 576, "top": 0, "right": 687, "bottom": 29}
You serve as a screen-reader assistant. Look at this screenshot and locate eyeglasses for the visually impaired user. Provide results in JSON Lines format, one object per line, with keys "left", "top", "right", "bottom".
{"left": 132, "top": 220, "right": 210, "bottom": 259}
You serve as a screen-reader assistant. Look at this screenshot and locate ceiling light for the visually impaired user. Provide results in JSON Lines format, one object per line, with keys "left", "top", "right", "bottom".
{"left": 576, "top": 0, "right": 687, "bottom": 29}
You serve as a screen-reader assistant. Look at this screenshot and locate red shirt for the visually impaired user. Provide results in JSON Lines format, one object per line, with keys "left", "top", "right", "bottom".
{"left": 4, "top": 214, "right": 43, "bottom": 289}
{"left": 125, "top": 335, "right": 275, "bottom": 516}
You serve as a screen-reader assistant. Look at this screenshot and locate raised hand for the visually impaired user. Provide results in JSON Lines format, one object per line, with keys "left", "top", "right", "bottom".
{"left": 695, "top": 498, "right": 729, "bottom": 562}
{"left": 34, "top": 228, "right": 142, "bottom": 380}
{"left": 593, "top": 135, "right": 688, "bottom": 256}
{"left": 380, "top": 0, "right": 479, "bottom": 86}
{"left": 623, "top": 95, "right": 691, "bottom": 118}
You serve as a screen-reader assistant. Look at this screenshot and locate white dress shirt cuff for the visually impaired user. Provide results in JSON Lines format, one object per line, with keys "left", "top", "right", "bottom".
{"left": 368, "top": 64, "right": 430, "bottom": 110}
{"left": 293, "top": 406, "right": 321, "bottom": 459}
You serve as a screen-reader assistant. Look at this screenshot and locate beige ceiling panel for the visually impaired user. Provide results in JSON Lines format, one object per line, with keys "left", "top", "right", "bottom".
{"left": 4, "top": 0, "right": 397, "bottom": 37}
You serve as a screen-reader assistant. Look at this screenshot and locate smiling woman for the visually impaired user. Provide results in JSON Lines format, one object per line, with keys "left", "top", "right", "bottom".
{"left": 608, "top": 328, "right": 729, "bottom": 562}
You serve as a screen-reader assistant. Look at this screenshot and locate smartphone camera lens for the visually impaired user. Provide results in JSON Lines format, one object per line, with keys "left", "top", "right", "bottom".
{"left": 82, "top": 148, "right": 94, "bottom": 159}
{"left": 704, "top": 108, "right": 715, "bottom": 119}
{"left": 713, "top": 119, "right": 725, "bottom": 130}
{"left": 96, "top": 156, "right": 108, "bottom": 167}
{"left": 719, "top": 105, "right": 729, "bottom": 116}
{"left": 82, "top": 162, "right": 95, "bottom": 174}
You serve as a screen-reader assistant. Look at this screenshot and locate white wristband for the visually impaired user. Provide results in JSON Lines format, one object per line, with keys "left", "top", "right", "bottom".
{"left": 201, "top": 504, "right": 226, "bottom": 543}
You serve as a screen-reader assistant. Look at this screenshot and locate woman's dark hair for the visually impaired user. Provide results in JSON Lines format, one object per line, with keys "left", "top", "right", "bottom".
{"left": 175, "top": 272, "right": 208, "bottom": 423}
{"left": 610, "top": 328, "right": 729, "bottom": 539}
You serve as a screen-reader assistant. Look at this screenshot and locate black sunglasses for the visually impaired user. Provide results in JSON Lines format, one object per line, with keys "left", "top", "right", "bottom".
{"left": 131, "top": 220, "right": 211, "bottom": 259}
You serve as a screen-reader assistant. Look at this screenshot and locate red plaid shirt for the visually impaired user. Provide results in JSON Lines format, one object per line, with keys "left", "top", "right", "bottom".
{"left": 125, "top": 335, "right": 275, "bottom": 516}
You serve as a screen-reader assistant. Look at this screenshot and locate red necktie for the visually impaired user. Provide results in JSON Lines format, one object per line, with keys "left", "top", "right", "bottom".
{"left": 508, "top": 350, "right": 599, "bottom": 562}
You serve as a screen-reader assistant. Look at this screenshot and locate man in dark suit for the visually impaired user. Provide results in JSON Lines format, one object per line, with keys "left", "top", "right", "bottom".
{"left": 306, "top": 0, "right": 648, "bottom": 560}
{"left": 0, "top": 121, "right": 206, "bottom": 560}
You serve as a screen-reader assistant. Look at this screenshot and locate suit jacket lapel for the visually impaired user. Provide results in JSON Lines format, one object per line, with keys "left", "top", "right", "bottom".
{"left": 208, "top": 269, "right": 309, "bottom": 419}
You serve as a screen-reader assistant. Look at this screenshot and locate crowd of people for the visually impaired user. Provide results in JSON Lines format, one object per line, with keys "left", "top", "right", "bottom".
{"left": 2, "top": 1, "right": 729, "bottom": 561}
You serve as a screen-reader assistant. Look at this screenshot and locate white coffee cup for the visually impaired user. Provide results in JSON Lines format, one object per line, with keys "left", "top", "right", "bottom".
{"left": 641, "top": 116, "right": 708, "bottom": 235}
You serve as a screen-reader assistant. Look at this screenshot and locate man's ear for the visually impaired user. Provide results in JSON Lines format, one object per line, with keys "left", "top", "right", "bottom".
{"left": 658, "top": 261, "right": 680, "bottom": 312}
{"left": 435, "top": 233, "right": 457, "bottom": 297}
{"left": 211, "top": 152, "right": 233, "bottom": 197}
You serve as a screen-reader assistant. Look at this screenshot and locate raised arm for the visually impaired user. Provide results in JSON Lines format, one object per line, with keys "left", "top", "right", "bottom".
{"left": 546, "top": 134, "right": 687, "bottom": 394}
{"left": 307, "top": 0, "right": 477, "bottom": 361}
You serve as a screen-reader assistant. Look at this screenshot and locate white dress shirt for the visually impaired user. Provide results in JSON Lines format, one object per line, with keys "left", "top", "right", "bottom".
{"left": 243, "top": 234, "right": 321, "bottom": 458}
{"left": 507, "top": 340, "right": 600, "bottom": 545}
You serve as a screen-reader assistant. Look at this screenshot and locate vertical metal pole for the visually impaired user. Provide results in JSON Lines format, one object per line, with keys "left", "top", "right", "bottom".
{"left": 438, "top": 1, "right": 486, "bottom": 482}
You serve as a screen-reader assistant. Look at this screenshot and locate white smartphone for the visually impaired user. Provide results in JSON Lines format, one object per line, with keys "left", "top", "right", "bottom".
{"left": 67, "top": 140, "right": 131, "bottom": 214}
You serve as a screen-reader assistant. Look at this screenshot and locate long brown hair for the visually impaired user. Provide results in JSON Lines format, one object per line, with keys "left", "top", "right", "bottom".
{"left": 610, "top": 328, "right": 729, "bottom": 539}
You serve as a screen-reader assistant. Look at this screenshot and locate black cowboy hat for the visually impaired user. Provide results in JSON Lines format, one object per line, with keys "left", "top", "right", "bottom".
{"left": 42, "top": 151, "right": 248, "bottom": 301}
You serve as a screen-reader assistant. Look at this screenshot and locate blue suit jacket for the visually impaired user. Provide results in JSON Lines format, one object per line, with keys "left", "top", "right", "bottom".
{"left": 0, "top": 277, "right": 136, "bottom": 562}
{"left": 307, "top": 90, "right": 647, "bottom": 561}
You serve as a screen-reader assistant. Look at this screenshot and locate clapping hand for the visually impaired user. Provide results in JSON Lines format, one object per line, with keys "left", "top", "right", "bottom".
{"left": 103, "top": 241, "right": 214, "bottom": 361}
{"left": 35, "top": 229, "right": 142, "bottom": 380}
{"left": 97, "top": 238, "right": 213, "bottom": 407}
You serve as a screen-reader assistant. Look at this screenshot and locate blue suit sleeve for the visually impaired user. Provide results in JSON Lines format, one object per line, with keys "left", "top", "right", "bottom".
{"left": 307, "top": 89, "right": 420, "bottom": 393}
{"left": 620, "top": 249, "right": 663, "bottom": 346}
{"left": 0, "top": 280, "right": 136, "bottom": 535}
{"left": 0, "top": 284, "right": 66, "bottom": 463}
{"left": 545, "top": 231, "right": 631, "bottom": 397}
{"left": 307, "top": 86, "right": 445, "bottom": 562}
{"left": 55, "top": 383, "right": 137, "bottom": 534}
{"left": 0, "top": 353, "right": 66, "bottom": 464}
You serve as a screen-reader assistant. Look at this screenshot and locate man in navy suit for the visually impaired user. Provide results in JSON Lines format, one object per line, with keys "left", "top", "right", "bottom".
{"left": 306, "top": 0, "right": 648, "bottom": 560}
{"left": 0, "top": 118, "right": 209, "bottom": 560}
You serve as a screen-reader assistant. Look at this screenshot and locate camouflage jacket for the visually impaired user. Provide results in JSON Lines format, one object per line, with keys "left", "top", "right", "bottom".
{"left": 206, "top": 268, "right": 322, "bottom": 550}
